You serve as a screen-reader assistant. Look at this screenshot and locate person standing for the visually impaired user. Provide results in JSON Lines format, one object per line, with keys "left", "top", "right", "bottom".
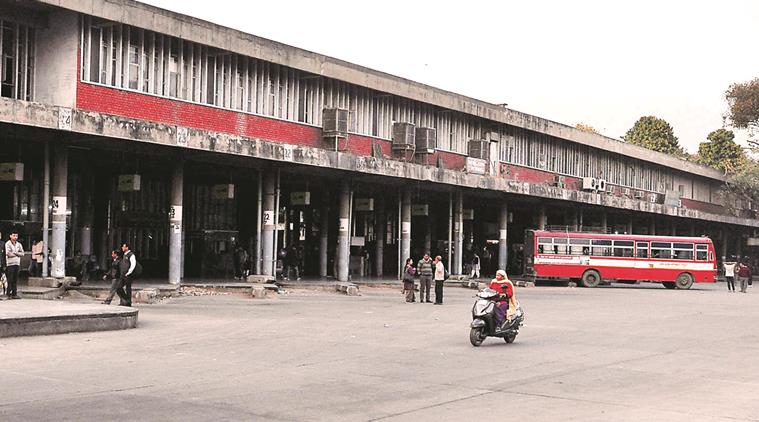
{"left": 29, "top": 239, "right": 43, "bottom": 277}
{"left": 433, "top": 255, "right": 445, "bottom": 305}
{"left": 724, "top": 257, "right": 737, "bottom": 293}
{"left": 737, "top": 259, "right": 752, "bottom": 294}
{"left": 470, "top": 252, "right": 481, "bottom": 279}
{"left": 402, "top": 258, "right": 416, "bottom": 303}
{"left": 101, "top": 250, "right": 123, "bottom": 305}
{"left": 5, "top": 231, "right": 24, "bottom": 299}
{"left": 117, "top": 243, "right": 137, "bottom": 306}
{"left": 416, "top": 253, "right": 434, "bottom": 303}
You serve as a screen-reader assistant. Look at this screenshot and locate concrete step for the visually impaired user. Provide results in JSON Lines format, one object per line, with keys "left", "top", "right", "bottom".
{"left": 27, "top": 277, "right": 63, "bottom": 288}
{"left": 0, "top": 300, "right": 138, "bottom": 338}
{"left": 18, "top": 285, "right": 66, "bottom": 300}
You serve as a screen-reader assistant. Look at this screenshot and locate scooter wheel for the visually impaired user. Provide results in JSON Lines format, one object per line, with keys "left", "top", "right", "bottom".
{"left": 470, "top": 327, "right": 485, "bottom": 347}
{"left": 504, "top": 332, "right": 517, "bottom": 343}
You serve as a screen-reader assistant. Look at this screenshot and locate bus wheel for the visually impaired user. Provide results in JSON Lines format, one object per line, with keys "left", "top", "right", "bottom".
{"left": 581, "top": 270, "right": 601, "bottom": 288}
{"left": 675, "top": 273, "right": 694, "bottom": 290}
{"left": 662, "top": 282, "right": 676, "bottom": 289}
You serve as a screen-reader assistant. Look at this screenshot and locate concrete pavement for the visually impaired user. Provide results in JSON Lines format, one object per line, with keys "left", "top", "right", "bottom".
{"left": 0, "top": 282, "right": 757, "bottom": 421}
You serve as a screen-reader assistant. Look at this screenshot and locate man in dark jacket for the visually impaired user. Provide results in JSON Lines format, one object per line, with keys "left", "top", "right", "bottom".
{"left": 101, "top": 250, "right": 122, "bottom": 305}
{"left": 417, "top": 253, "right": 434, "bottom": 303}
{"left": 116, "top": 243, "right": 137, "bottom": 306}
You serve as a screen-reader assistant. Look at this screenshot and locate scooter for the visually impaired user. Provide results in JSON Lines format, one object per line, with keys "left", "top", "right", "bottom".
{"left": 469, "top": 288, "right": 524, "bottom": 347}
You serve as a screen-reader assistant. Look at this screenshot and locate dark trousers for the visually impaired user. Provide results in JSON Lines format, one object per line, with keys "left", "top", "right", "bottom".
{"left": 104, "top": 278, "right": 120, "bottom": 303}
{"left": 726, "top": 276, "right": 735, "bottom": 291}
{"left": 115, "top": 276, "right": 132, "bottom": 305}
{"left": 434, "top": 280, "right": 444, "bottom": 304}
{"left": 6, "top": 265, "right": 19, "bottom": 297}
{"left": 419, "top": 275, "right": 432, "bottom": 301}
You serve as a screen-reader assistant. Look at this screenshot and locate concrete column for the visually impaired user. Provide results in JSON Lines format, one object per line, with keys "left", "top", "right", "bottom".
{"left": 400, "top": 188, "right": 411, "bottom": 264}
{"left": 539, "top": 205, "right": 547, "bottom": 230}
{"left": 168, "top": 162, "right": 184, "bottom": 285}
{"left": 261, "top": 173, "right": 276, "bottom": 276}
{"left": 601, "top": 213, "right": 608, "bottom": 233}
{"left": 627, "top": 219, "right": 633, "bottom": 235}
{"left": 42, "top": 141, "right": 51, "bottom": 278}
{"left": 498, "top": 201, "right": 509, "bottom": 271}
{"left": 578, "top": 209, "right": 584, "bottom": 231}
{"left": 336, "top": 180, "right": 351, "bottom": 282}
{"left": 453, "top": 190, "right": 463, "bottom": 275}
{"left": 51, "top": 144, "right": 68, "bottom": 278}
{"left": 721, "top": 230, "right": 728, "bottom": 260}
{"left": 424, "top": 215, "right": 432, "bottom": 256}
{"left": 671, "top": 223, "right": 677, "bottom": 236}
{"left": 374, "top": 196, "right": 384, "bottom": 277}
{"left": 649, "top": 219, "right": 656, "bottom": 236}
{"left": 319, "top": 195, "right": 329, "bottom": 278}
{"left": 736, "top": 234, "right": 743, "bottom": 258}
{"left": 689, "top": 222, "right": 696, "bottom": 236}
{"left": 571, "top": 210, "right": 579, "bottom": 231}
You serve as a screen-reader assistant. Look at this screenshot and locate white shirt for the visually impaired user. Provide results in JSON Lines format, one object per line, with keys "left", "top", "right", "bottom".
{"left": 434, "top": 261, "right": 445, "bottom": 281}
{"left": 125, "top": 251, "right": 136, "bottom": 276}
{"left": 724, "top": 262, "right": 737, "bottom": 277}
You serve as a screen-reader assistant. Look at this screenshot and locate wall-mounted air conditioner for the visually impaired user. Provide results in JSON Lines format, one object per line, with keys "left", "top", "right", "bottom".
{"left": 322, "top": 108, "right": 349, "bottom": 138}
{"left": 650, "top": 193, "right": 658, "bottom": 203}
{"left": 468, "top": 139, "right": 490, "bottom": 161}
{"left": 392, "top": 122, "right": 415, "bottom": 150}
{"left": 622, "top": 188, "right": 631, "bottom": 197}
{"left": 553, "top": 174, "right": 566, "bottom": 188}
{"left": 634, "top": 190, "right": 644, "bottom": 199}
{"left": 582, "top": 177, "right": 597, "bottom": 191}
{"left": 415, "top": 127, "right": 436, "bottom": 154}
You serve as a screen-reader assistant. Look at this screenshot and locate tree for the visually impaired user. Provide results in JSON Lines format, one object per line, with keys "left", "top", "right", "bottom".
{"left": 575, "top": 123, "right": 598, "bottom": 134}
{"left": 725, "top": 78, "right": 759, "bottom": 142}
{"left": 622, "top": 116, "right": 684, "bottom": 156}
{"left": 721, "top": 160, "right": 759, "bottom": 211}
{"left": 696, "top": 128, "right": 746, "bottom": 173}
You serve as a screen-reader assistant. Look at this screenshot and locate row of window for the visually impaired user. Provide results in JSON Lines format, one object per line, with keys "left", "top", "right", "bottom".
{"left": 537, "top": 237, "right": 710, "bottom": 261}
{"left": 0, "top": 20, "right": 35, "bottom": 101}
{"left": 78, "top": 15, "right": 710, "bottom": 196}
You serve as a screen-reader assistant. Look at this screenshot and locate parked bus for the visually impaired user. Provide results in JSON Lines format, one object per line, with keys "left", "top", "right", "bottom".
{"left": 523, "top": 230, "right": 717, "bottom": 289}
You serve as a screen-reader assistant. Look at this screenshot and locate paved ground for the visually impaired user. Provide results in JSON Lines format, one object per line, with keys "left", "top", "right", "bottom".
{"left": 0, "top": 282, "right": 757, "bottom": 421}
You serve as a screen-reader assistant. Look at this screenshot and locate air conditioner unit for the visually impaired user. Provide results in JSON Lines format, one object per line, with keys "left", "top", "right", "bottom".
{"left": 468, "top": 139, "right": 490, "bottom": 160}
{"left": 649, "top": 193, "right": 658, "bottom": 203}
{"left": 622, "top": 188, "right": 631, "bottom": 197}
{"left": 606, "top": 184, "right": 615, "bottom": 195}
{"left": 553, "top": 174, "right": 566, "bottom": 188}
{"left": 392, "top": 122, "right": 415, "bottom": 150}
{"left": 596, "top": 179, "right": 607, "bottom": 192}
{"left": 634, "top": 190, "right": 644, "bottom": 199}
{"left": 582, "top": 177, "right": 597, "bottom": 191}
{"left": 415, "top": 127, "right": 436, "bottom": 154}
{"left": 322, "top": 108, "right": 349, "bottom": 138}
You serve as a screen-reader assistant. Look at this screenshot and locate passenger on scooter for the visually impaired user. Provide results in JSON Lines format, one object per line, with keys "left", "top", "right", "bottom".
{"left": 489, "top": 270, "right": 516, "bottom": 328}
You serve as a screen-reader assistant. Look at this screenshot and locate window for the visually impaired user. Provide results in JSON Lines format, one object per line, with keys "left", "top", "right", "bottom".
{"left": 591, "top": 239, "right": 612, "bottom": 256}
{"left": 1, "top": 20, "right": 35, "bottom": 100}
{"left": 128, "top": 41, "right": 139, "bottom": 90}
{"left": 696, "top": 244, "right": 708, "bottom": 261}
{"left": 672, "top": 243, "right": 694, "bottom": 260}
{"left": 636, "top": 242, "right": 648, "bottom": 258}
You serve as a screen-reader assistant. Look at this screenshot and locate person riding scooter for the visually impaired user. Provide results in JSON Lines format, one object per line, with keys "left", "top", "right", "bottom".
{"left": 489, "top": 270, "right": 517, "bottom": 328}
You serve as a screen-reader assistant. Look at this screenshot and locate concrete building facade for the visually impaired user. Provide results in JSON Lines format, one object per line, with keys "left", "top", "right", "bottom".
{"left": 0, "top": 0, "right": 756, "bottom": 283}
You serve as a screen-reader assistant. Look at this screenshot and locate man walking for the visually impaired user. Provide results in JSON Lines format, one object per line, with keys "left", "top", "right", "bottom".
{"left": 738, "top": 259, "right": 751, "bottom": 294}
{"left": 416, "top": 253, "right": 434, "bottom": 303}
{"left": 117, "top": 243, "right": 137, "bottom": 306}
{"left": 5, "top": 231, "right": 24, "bottom": 299}
{"left": 101, "top": 250, "right": 122, "bottom": 305}
{"left": 724, "top": 257, "right": 737, "bottom": 293}
{"left": 433, "top": 255, "right": 445, "bottom": 305}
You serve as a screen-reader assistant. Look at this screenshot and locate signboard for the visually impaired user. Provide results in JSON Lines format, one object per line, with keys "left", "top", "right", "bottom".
{"left": 212, "top": 184, "right": 235, "bottom": 200}
{"left": 118, "top": 174, "right": 141, "bottom": 192}
{"left": 58, "top": 107, "right": 72, "bottom": 130}
{"left": 263, "top": 210, "right": 275, "bottom": 226}
{"left": 354, "top": 198, "right": 374, "bottom": 211}
{"left": 465, "top": 157, "right": 487, "bottom": 175}
{"left": 169, "top": 205, "right": 183, "bottom": 221}
{"left": 463, "top": 208, "right": 475, "bottom": 220}
{"left": 290, "top": 191, "right": 311, "bottom": 206}
{"left": 0, "top": 163, "right": 24, "bottom": 181}
{"left": 176, "top": 126, "right": 188, "bottom": 146}
{"left": 411, "top": 204, "right": 429, "bottom": 216}
{"left": 339, "top": 218, "right": 350, "bottom": 232}
{"left": 664, "top": 190, "right": 681, "bottom": 207}
{"left": 351, "top": 236, "right": 366, "bottom": 247}
{"left": 52, "top": 196, "right": 67, "bottom": 216}
{"left": 401, "top": 221, "right": 411, "bottom": 234}
{"left": 747, "top": 238, "right": 759, "bottom": 247}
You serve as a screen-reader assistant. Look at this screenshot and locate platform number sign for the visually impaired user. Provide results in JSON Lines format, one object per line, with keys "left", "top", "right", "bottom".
{"left": 58, "top": 107, "right": 72, "bottom": 131}
{"left": 263, "top": 210, "right": 274, "bottom": 226}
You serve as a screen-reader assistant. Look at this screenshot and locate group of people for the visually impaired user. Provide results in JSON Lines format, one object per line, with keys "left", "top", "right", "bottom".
{"left": 723, "top": 257, "right": 752, "bottom": 293}
{"left": 101, "top": 243, "right": 139, "bottom": 307}
{"left": 402, "top": 254, "right": 447, "bottom": 304}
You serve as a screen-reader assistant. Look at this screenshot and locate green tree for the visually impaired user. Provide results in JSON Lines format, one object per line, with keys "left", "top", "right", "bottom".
{"left": 622, "top": 116, "right": 684, "bottom": 156}
{"left": 725, "top": 78, "right": 759, "bottom": 141}
{"left": 696, "top": 128, "right": 746, "bottom": 173}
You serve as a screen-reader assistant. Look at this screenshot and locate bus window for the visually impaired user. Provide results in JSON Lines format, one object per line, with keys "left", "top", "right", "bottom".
{"left": 591, "top": 239, "right": 612, "bottom": 257}
{"left": 696, "top": 244, "right": 708, "bottom": 261}
{"left": 538, "top": 245, "right": 544, "bottom": 254}
{"left": 613, "top": 247, "right": 633, "bottom": 257}
{"left": 636, "top": 242, "right": 648, "bottom": 258}
{"left": 672, "top": 243, "right": 694, "bottom": 260}
{"left": 651, "top": 248, "right": 671, "bottom": 259}
{"left": 582, "top": 246, "right": 590, "bottom": 255}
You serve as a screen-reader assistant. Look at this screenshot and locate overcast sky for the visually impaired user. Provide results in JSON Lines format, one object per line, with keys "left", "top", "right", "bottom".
{"left": 142, "top": 0, "right": 759, "bottom": 153}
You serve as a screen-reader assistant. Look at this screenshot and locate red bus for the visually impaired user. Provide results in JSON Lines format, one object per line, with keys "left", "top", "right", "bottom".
{"left": 523, "top": 230, "right": 717, "bottom": 289}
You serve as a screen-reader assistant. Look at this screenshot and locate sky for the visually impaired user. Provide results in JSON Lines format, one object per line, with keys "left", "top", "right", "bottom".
{"left": 141, "top": 0, "right": 759, "bottom": 153}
